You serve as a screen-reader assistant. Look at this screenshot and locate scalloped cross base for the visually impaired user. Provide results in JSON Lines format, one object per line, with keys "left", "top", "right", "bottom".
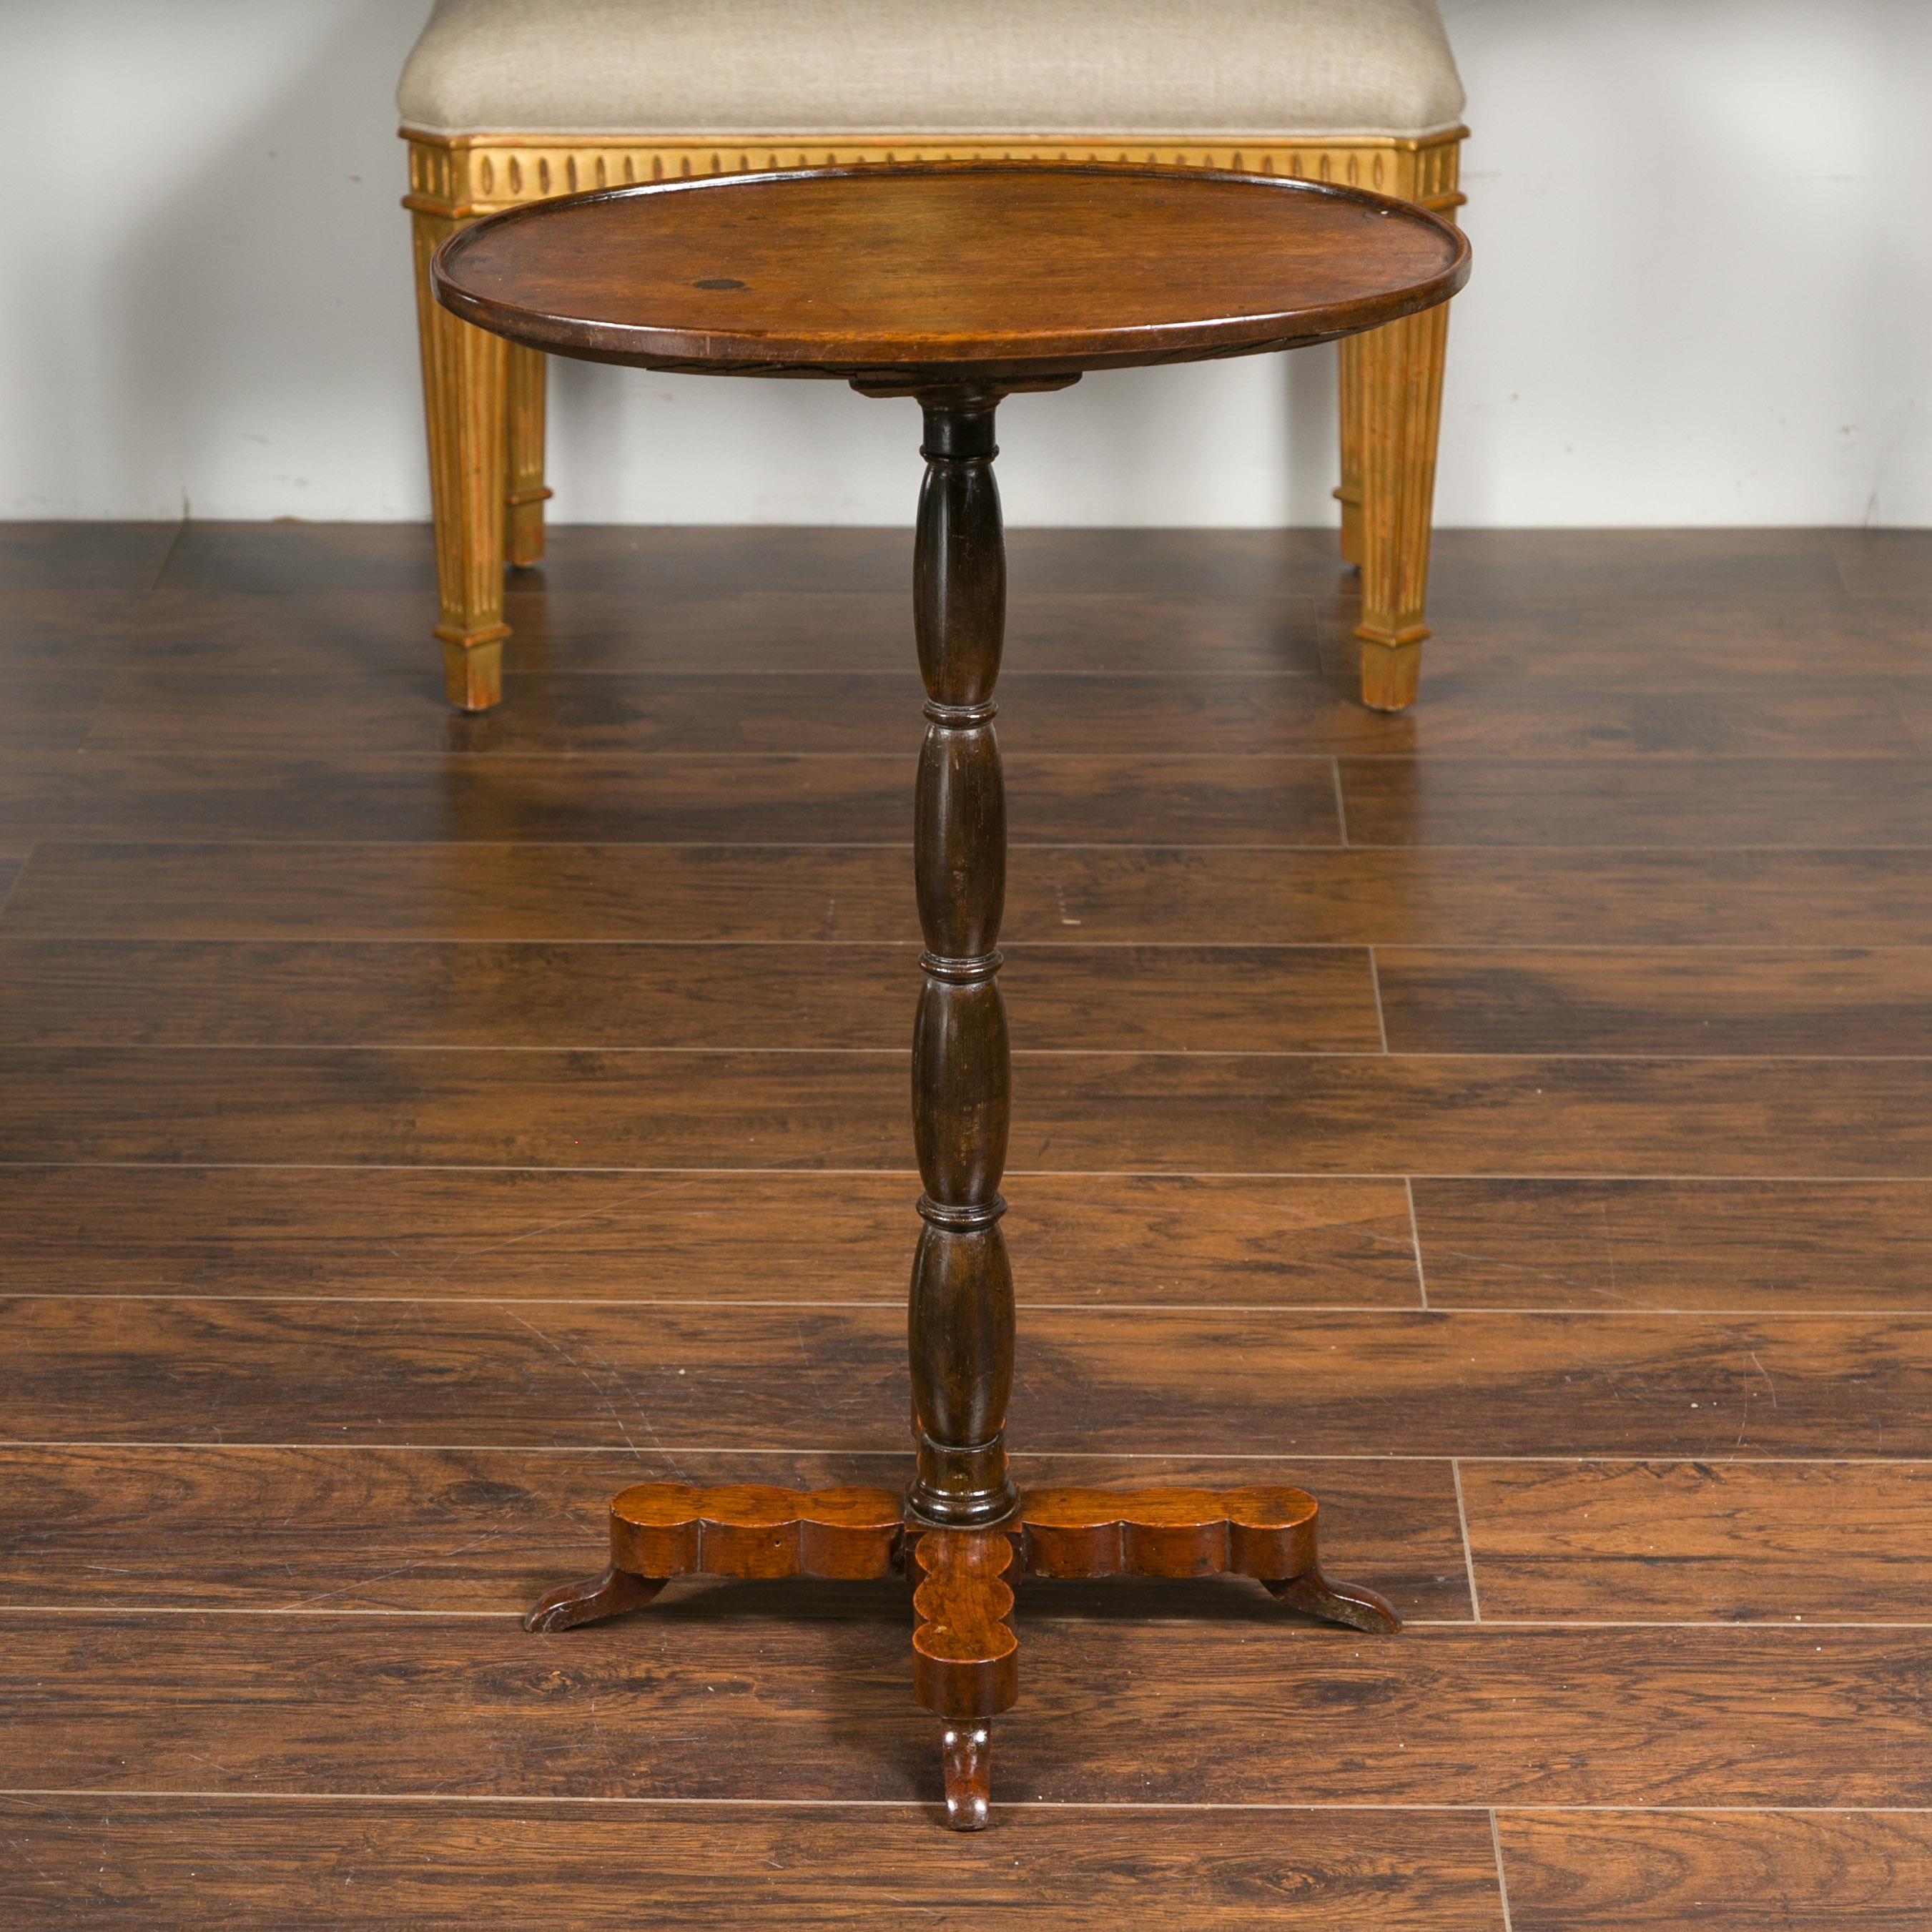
{"left": 523, "top": 1480, "right": 1398, "bottom": 1830}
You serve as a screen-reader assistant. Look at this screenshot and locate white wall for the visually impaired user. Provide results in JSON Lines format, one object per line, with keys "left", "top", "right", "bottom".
{"left": 2, "top": 0, "right": 1926, "bottom": 526}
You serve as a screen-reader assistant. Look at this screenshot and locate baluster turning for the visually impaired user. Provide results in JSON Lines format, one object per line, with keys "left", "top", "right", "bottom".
{"left": 906, "top": 389, "right": 1018, "bottom": 1530}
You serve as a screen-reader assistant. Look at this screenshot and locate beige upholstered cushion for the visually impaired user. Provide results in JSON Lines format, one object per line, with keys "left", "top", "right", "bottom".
{"left": 398, "top": 0, "right": 1464, "bottom": 142}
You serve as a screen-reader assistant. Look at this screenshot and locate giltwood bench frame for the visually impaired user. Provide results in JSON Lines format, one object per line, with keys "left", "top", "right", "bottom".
{"left": 403, "top": 128, "right": 1466, "bottom": 711}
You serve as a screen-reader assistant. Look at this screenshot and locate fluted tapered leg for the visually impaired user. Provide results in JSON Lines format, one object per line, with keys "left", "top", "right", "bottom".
{"left": 411, "top": 208, "right": 510, "bottom": 711}
{"left": 1354, "top": 302, "right": 1452, "bottom": 712}
{"left": 1335, "top": 332, "right": 1366, "bottom": 568}
{"left": 505, "top": 343, "right": 551, "bottom": 569}
{"left": 905, "top": 390, "right": 1018, "bottom": 1534}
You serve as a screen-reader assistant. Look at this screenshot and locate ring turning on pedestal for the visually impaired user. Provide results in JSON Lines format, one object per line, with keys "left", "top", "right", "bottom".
{"left": 906, "top": 390, "right": 1018, "bottom": 1533}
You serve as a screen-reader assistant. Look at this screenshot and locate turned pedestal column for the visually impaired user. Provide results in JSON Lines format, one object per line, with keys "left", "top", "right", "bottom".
{"left": 906, "top": 390, "right": 1019, "bottom": 1534}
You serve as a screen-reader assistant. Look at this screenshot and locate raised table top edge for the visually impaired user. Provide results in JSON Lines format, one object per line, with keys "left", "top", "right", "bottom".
{"left": 431, "top": 159, "right": 1470, "bottom": 381}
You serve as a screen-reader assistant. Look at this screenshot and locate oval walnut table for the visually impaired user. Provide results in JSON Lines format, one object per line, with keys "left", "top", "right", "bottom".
{"left": 434, "top": 162, "right": 1469, "bottom": 1832}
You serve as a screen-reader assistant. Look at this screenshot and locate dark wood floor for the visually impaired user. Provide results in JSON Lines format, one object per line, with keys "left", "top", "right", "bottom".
{"left": 1, "top": 518, "right": 1929, "bottom": 1927}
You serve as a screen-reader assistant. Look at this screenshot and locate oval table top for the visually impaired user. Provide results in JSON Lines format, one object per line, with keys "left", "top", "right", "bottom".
{"left": 433, "top": 162, "right": 1469, "bottom": 385}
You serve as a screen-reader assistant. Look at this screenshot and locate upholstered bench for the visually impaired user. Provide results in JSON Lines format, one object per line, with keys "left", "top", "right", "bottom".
{"left": 399, "top": 0, "right": 1467, "bottom": 711}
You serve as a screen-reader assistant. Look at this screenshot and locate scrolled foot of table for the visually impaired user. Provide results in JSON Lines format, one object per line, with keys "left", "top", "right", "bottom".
{"left": 1266, "top": 1564, "right": 1402, "bottom": 1635}
{"left": 523, "top": 1565, "right": 666, "bottom": 1633}
{"left": 940, "top": 1721, "right": 993, "bottom": 1831}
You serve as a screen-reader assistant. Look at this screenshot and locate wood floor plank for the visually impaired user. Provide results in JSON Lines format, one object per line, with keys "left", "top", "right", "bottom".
{"left": 1848, "top": 597, "right": 1932, "bottom": 668}
{"left": 0, "top": 938, "right": 1384, "bottom": 1053}
{"left": 1889, "top": 677, "right": 1932, "bottom": 756}
{"left": 1830, "top": 528, "right": 1932, "bottom": 601}
{"left": 129, "top": 581, "right": 1328, "bottom": 678}
{"left": 0, "top": 591, "right": 397, "bottom": 703}
{"left": 553, "top": 522, "right": 1359, "bottom": 600}
{"left": 1459, "top": 1460, "right": 1932, "bottom": 1623}
{"left": 0, "top": 1798, "right": 1506, "bottom": 1931}
{"left": 1413, "top": 1179, "right": 1932, "bottom": 1311}
{"left": 4, "top": 1048, "right": 1926, "bottom": 1174}
{"left": 1385, "top": 531, "right": 1918, "bottom": 680}
{"left": 152, "top": 520, "right": 1339, "bottom": 600}
{"left": 1341, "top": 758, "right": 1932, "bottom": 848}
{"left": 6, "top": 1300, "right": 1926, "bottom": 1458}
{"left": 148, "top": 521, "right": 1858, "bottom": 603}
{"left": 1499, "top": 1811, "right": 1932, "bottom": 1932}
{"left": 1421, "top": 528, "right": 1846, "bottom": 609}
{"left": 49, "top": 534, "right": 1913, "bottom": 704}
{"left": 0, "top": 750, "right": 1342, "bottom": 845}
{"left": 147, "top": 523, "right": 1875, "bottom": 618}
{"left": 0, "top": 521, "right": 179, "bottom": 593}
{"left": 1364, "top": 605, "right": 1925, "bottom": 680}
{"left": 493, "top": 576, "right": 1895, "bottom": 686}
{"left": 0, "top": 673, "right": 102, "bottom": 752}
{"left": 0, "top": 1168, "right": 1420, "bottom": 1307}
{"left": 1378, "top": 948, "right": 1932, "bottom": 1057}
{"left": 149, "top": 520, "right": 442, "bottom": 595}
{"left": 18, "top": 842, "right": 1932, "bottom": 949}
{"left": 28, "top": 525, "right": 1909, "bottom": 678}
{"left": 0, "top": 1446, "right": 1467, "bottom": 1618}
{"left": 82, "top": 665, "right": 1927, "bottom": 761}
{"left": 1378, "top": 674, "right": 1923, "bottom": 758}
{"left": 1, "top": 1616, "right": 1923, "bottom": 1807}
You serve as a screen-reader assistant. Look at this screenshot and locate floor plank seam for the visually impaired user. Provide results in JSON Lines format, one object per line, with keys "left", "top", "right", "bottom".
{"left": 4, "top": 1788, "right": 1928, "bottom": 1815}
{"left": 141, "top": 516, "right": 189, "bottom": 596}
{"left": 20, "top": 834, "right": 1932, "bottom": 852}
{"left": 9, "top": 1293, "right": 1932, "bottom": 1319}
{"left": 1452, "top": 1459, "right": 1482, "bottom": 1624}
{"left": 1489, "top": 1809, "right": 1516, "bottom": 1932}
{"left": 11, "top": 1441, "right": 1932, "bottom": 1464}
{"left": 17, "top": 937, "right": 1932, "bottom": 954}
{"left": 19, "top": 838, "right": 1932, "bottom": 859}
{"left": 4, "top": 1161, "right": 1928, "bottom": 1183}
{"left": 1405, "top": 1175, "right": 1429, "bottom": 1309}
{"left": 25, "top": 829, "right": 1932, "bottom": 851}
{"left": 13, "top": 1043, "right": 1932, "bottom": 1063}
{"left": 6, "top": 1607, "right": 1925, "bottom": 1628}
